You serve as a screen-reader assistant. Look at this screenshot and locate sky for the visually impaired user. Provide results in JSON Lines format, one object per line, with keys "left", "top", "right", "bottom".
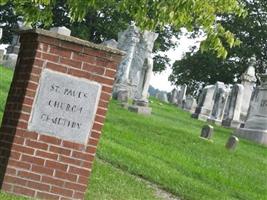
{"left": 150, "top": 34, "right": 202, "bottom": 92}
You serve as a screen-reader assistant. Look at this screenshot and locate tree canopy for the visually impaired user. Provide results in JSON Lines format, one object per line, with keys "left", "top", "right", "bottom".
{"left": 169, "top": 0, "right": 266, "bottom": 94}
{"left": 0, "top": 0, "right": 245, "bottom": 60}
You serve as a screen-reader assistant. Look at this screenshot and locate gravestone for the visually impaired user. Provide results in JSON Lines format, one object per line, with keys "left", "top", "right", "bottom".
{"left": 184, "top": 95, "right": 197, "bottom": 113}
{"left": 0, "top": 28, "right": 2, "bottom": 39}
{"left": 235, "top": 72, "right": 267, "bottom": 145}
{"left": 208, "top": 82, "right": 229, "bottom": 125}
{"left": 222, "top": 84, "right": 244, "bottom": 128}
{"left": 225, "top": 136, "right": 239, "bottom": 150}
{"left": 2, "top": 34, "right": 20, "bottom": 69}
{"left": 113, "top": 23, "right": 140, "bottom": 97}
{"left": 113, "top": 23, "right": 158, "bottom": 101}
{"left": 200, "top": 125, "right": 214, "bottom": 140}
{"left": 240, "top": 59, "right": 257, "bottom": 121}
{"left": 177, "top": 84, "right": 187, "bottom": 107}
{"left": 169, "top": 88, "right": 179, "bottom": 104}
{"left": 116, "top": 90, "right": 129, "bottom": 103}
{"left": 0, "top": 28, "right": 123, "bottom": 200}
{"left": 192, "top": 85, "right": 215, "bottom": 121}
{"left": 156, "top": 91, "right": 169, "bottom": 103}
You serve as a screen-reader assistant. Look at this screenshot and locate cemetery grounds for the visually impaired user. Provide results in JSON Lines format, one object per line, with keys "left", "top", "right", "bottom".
{"left": 0, "top": 66, "right": 266, "bottom": 200}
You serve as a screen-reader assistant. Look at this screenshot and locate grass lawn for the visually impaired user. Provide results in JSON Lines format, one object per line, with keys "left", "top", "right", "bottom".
{"left": 1, "top": 66, "right": 267, "bottom": 200}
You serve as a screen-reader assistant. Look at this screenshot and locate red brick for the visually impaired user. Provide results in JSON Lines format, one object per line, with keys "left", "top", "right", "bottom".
{"left": 46, "top": 62, "right": 68, "bottom": 73}
{"left": 25, "top": 89, "right": 36, "bottom": 98}
{"left": 105, "top": 68, "right": 116, "bottom": 78}
{"left": 9, "top": 151, "right": 21, "bottom": 160}
{"left": 13, "top": 136, "right": 25, "bottom": 145}
{"left": 86, "top": 146, "right": 97, "bottom": 154}
{"left": 65, "top": 182, "right": 87, "bottom": 192}
{"left": 33, "top": 58, "right": 44, "bottom": 67}
{"left": 38, "top": 35, "right": 60, "bottom": 46}
{"left": 72, "top": 151, "right": 94, "bottom": 161}
{"left": 55, "top": 170, "right": 77, "bottom": 182}
{"left": 73, "top": 52, "right": 95, "bottom": 64}
{"left": 68, "top": 166, "right": 90, "bottom": 177}
{"left": 4, "top": 175, "right": 27, "bottom": 186}
{"left": 26, "top": 140, "right": 48, "bottom": 150}
{"left": 36, "top": 191, "right": 60, "bottom": 200}
{"left": 21, "top": 154, "right": 45, "bottom": 165}
{"left": 8, "top": 159, "right": 31, "bottom": 171}
{"left": 59, "top": 155, "right": 82, "bottom": 166}
{"left": 107, "top": 60, "right": 120, "bottom": 70}
{"left": 60, "top": 40, "right": 83, "bottom": 52}
{"left": 45, "top": 160, "right": 68, "bottom": 171}
{"left": 50, "top": 46, "right": 71, "bottom": 58}
{"left": 81, "top": 161, "right": 92, "bottom": 168}
{"left": 38, "top": 43, "right": 49, "bottom": 52}
{"left": 39, "top": 135, "right": 61, "bottom": 145}
{"left": 95, "top": 114, "right": 105, "bottom": 124}
{"left": 13, "top": 185, "right": 35, "bottom": 197}
{"left": 102, "top": 85, "right": 113, "bottom": 93}
{"left": 68, "top": 68, "right": 91, "bottom": 79}
{"left": 83, "top": 47, "right": 106, "bottom": 58}
{"left": 36, "top": 150, "right": 58, "bottom": 160}
{"left": 60, "top": 57, "right": 82, "bottom": 69}
{"left": 51, "top": 186, "right": 73, "bottom": 198}
{"left": 41, "top": 175, "right": 64, "bottom": 187}
{"left": 12, "top": 144, "right": 34, "bottom": 155}
{"left": 1, "top": 183, "right": 12, "bottom": 192}
{"left": 5, "top": 167, "right": 17, "bottom": 176}
{"left": 77, "top": 175, "right": 89, "bottom": 185}
{"left": 16, "top": 129, "right": 38, "bottom": 140}
{"left": 27, "top": 81, "right": 38, "bottom": 90}
{"left": 82, "top": 63, "right": 105, "bottom": 75}
{"left": 92, "top": 122, "right": 103, "bottom": 131}
{"left": 21, "top": 105, "right": 32, "bottom": 113}
{"left": 90, "top": 131, "right": 101, "bottom": 140}
{"left": 27, "top": 180, "right": 50, "bottom": 191}
{"left": 42, "top": 52, "right": 59, "bottom": 62}
{"left": 88, "top": 138, "right": 98, "bottom": 146}
{"left": 18, "top": 170, "right": 41, "bottom": 181}
{"left": 49, "top": 145, "right": 71, "bottom": 156}
{"left": 100, "top": 92, "right": 111, "bottom": 101}
{"left": 98, "top": 100, "right": 109, "bottom": 108}
{"left": 96, "top": 107, "right": 107, "bottom": 116}
{"left": 73, "top": 191, "right": 85, "bottom": 199}
{"left": 92, "top": 74, "right": 114, "bottom": 85}
{"left": 62, "top": 141, "right": 85, "bottom": 151}
{"left": 32, "top": 165, "right": 54, "bottom": 176}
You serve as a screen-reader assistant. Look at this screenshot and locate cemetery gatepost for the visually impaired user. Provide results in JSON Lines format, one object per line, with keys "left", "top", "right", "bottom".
{"left": 0, "top": 29, "right": 124, "bottom": 199}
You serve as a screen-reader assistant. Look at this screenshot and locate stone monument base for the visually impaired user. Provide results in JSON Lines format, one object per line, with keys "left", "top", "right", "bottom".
{"left": 222, "top": 119, "right": 241, "bottom": 128}
{"left": 128, "top": 105, "right": 152, "bottom": 115}
{"left": 234, "top": 128, "right": 267, "bottom": 146}
{"left": 207, "top": 118, "right": 222, "bottom": 126}
{"left": 191, "top": 113, "right": 209, "bottom": 121}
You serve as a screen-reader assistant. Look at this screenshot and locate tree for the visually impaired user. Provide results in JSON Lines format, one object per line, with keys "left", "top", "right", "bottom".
{"left": 0, "top": 0, "right": 245, "bottom": 59}
{"left": 170, "top": 0, "right": 267, "bottom": 93}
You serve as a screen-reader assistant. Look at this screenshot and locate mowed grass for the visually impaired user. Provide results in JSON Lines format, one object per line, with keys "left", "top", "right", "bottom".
{"left": 1, "top": 66, "right": 267, "bottom": 200}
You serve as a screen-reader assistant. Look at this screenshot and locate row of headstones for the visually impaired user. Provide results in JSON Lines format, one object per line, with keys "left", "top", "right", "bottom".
{"left": 191, "top": 59, "right": 267, "bottom": 146}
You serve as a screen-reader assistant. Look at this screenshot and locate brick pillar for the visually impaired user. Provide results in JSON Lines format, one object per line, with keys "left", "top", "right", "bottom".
{"left": 0, "top": 29, "right": 123, "bottom": 200}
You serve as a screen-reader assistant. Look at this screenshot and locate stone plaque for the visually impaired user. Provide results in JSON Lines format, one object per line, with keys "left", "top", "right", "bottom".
{"left": 28, "top": 69, "right": 101, "bottom": 144}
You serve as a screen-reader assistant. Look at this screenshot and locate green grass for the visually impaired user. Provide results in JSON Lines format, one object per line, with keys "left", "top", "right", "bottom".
{"left": 0, "top": 66, "right": 13, "bottom": 123}
{"left": 0, "top": 66, "right": 267, "bottom": 200}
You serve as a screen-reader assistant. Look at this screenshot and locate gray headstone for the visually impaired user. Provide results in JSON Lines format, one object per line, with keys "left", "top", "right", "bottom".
{"left": 225, "top": 135, "right": 239, "bottom": 150}
{"left": 116, "top": 90, "right": 129, "bottom": 103}
{"left": 200, "top": 125, "right": 214, "bottom": 139}
{"left": 28, "top": 69, "right": 101, "bottom": 144}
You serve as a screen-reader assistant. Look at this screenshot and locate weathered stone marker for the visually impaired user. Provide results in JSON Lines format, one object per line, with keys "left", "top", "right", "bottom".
{"left": 0, "top": 29, "right": 123, "bottom": 200}
{"left": 200, "top": 125, "right": 214, "bottom": 140}
{"left": 225, "top": 136, "right": 239, "bottom": 150}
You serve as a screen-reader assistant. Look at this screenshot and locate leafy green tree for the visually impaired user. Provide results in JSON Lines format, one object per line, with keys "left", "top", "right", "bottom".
{"left": 0, "top": 0, "right": 245, "bottom": 59}
{"left": 170, "top": 0, "right": 267, "bottom": 94}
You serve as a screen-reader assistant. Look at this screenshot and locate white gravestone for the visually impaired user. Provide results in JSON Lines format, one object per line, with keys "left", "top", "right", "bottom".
{"left": 235, "top": 73, "right": 267, "bottom": 145}
{"left": 184, "top": 95, "right": 197, "bottom": 113}
{"left": 28, "top": 69, "right": 101, "bottom": 144}
{"left": 192, "top": 85, "right": 215, "bottom": 121}
{"left": 240, "top": 59, "right": 257, "bottom": 121}
{"left": 208, "top": 82, "right": 229, "bottom": 125}
{"left": 169, "top": 88, "right": 179, "bottom": 104}
{"left": 222, "top": 84, "right": 244, "bottom": 128}
{"left": 177, "top": 84, "right": 187, "bottom": 107}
